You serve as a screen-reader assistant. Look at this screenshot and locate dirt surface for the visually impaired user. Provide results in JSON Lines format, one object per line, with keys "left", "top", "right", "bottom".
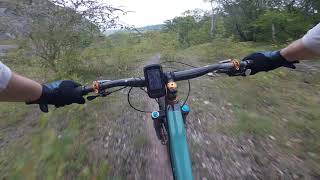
{"left": 0, "top": 44, "right": 17, "bottom": 56}
{"left": 0, "top": 108, "right": 39, "bottom": 150}
{"left": 142, "top": 54, "right": 173, "bottom": 180}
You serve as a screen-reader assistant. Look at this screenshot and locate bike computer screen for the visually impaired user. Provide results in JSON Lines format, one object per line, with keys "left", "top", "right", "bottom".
{"left": 144, "top": 64, "right": 166, "bottom": 98}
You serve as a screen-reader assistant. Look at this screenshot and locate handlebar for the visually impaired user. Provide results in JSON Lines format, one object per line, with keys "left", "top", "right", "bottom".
{"left": 77, "top": 77, "right": 146, "bottom": 96}
{"left": 77, "top": 59, "right": 253, "bottom": 96}
{"left": 31, "top": 59, "right": 252, "bottom": 113}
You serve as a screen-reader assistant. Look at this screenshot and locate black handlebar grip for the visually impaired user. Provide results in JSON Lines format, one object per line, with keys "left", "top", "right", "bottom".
{"left": 243, "top": 59, "right": 254, "bottom": 67}
{"left": 75, "top": 86, "right": 92, "bottom": 96}
{"left": 75, "top": 86, "right": 85, "bottom": 96}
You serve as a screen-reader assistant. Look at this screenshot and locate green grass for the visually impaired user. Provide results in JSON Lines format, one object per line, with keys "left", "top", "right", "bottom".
{"left": 0, "top": 103, "right": 30, "bottom": 127}
{"left": 0, "top": 39, "right": 17, "bottom": 45}
{"left": 172, "top": 39, "right": 320, "bottom": 161}
{"left": 0, "top": 33, "right": 156, "bottom": 179}
{"left": 229, "top": 111, "right": 274, "bottom": 135}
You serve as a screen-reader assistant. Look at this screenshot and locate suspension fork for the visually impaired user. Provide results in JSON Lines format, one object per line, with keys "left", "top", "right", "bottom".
{"left": 165, "top": 77, "right": 193, "bottom": 179}
{"left": 166, "top": 102, "right": 193, "bottom": 180}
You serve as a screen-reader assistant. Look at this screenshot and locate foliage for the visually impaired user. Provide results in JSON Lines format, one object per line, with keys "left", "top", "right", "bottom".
{"left": 215, "top": 0, "right": 319, "bottom": 42}
{"left": 164, "top": 10, "right": 213, "bottom": 47}
{"left": 253, "top": 10, "right": 311, "bottom": 42}
{"left": 163, "top": 0, "right": 319, "bottom": 45}
{"left": 51, "top": 0, "right": 125, "bottom": 31}
{"left": 26, "top": 0, "right": 123, "bottom": 74}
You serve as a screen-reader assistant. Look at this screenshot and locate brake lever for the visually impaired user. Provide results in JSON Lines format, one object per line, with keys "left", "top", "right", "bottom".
{"left": 217, "top": 59, "right": 253, "bottom": 76}
{"left": 87, "top": 91, "right": 111, "bottom": 101}
{"left": 39, "top": 104, "right": 49, "bottom": 113}
{"left": 283, "top": 60, "right": 299, "bottom": 69}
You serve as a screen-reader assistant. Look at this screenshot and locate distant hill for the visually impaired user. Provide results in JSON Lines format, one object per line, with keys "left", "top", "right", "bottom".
{"left": 136, "top": 24, "right": 164, "bottom": 32}
{"left": 0, "top": 0, "right": 93, "bottom": 40}
{"left": 0, "top": 0, "right": 53, "bottom": 40}
{"left": 104, "top": 24, "right": 164, "bottom": 36}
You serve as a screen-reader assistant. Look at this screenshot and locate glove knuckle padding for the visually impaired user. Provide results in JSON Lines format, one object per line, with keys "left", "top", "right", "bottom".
{"left": 242, "top": 51, "right": 296, "bottom": 75}
{"left": 38, "top": 80, "right": 85, "bottom": 108}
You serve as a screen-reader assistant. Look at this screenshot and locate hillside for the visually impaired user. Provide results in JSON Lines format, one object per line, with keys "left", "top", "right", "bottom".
{"left": 0, "top": 0, "right": 92, "bottom": 41}
{"left": 104, "top": 24, "right": 164, "bottom": 36}
{"left": 136, "top": 24, "right": 164, "bottom": 32}
{"left": 0, "top": 0, "right": 49, "bottom": 39}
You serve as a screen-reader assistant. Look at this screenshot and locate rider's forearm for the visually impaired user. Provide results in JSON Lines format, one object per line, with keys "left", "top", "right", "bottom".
{"left": 280, "top": 39, "right": 318, "bottom": 61}
{"left": 0, "top": 73, "right": 42, "bottom": 102}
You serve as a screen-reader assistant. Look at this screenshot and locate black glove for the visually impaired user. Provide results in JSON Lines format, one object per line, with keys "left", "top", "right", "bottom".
{"left": 28, "top": 80, "right": 85, "bottom": 112}
{"left": 242, "top": 51, "right": 298, "bottom": 75}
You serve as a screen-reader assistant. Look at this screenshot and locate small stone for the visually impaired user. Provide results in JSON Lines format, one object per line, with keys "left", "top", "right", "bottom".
{"left": 207, "top": 72, "right": 214, "bottom": 77}
{"left": 290, "top": 138, "right": 302, "bottom": 143}
{"left": 248, "top": 139, "right": 254, "bottom": 146}
{"left": 269, "top": 135, "right": 276, "bottom": 140}
{"left": 227, "top": 102, "right": 232, "bottom": 106}
{"left": 308, "top": 152, "right": 317, "bottom": 158}
{"left": 235, "top": 161, "right": 241, "bottom": 167}
{"left": 58, "top": 134, "right": 62, "bottom": 139}
{"left": 286, "top": 141, "right": 292, "bottom": 147}
{"left": 277, "top": 169, "right": 284, "bottom": 176}
{"left": 293, "top": 174, "right": 299, "bottom": 179}
{"left": 202, "top": 163, "right": 206, "bottom": 168}
{"left": 204, "top": 101, "right": 210, "bottom": 105}
{"left": 282, "top": 118, "right": 288, "bottom": 122}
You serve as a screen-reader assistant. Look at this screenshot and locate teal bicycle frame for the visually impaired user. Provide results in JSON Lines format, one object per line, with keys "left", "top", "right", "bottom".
{"left": 166, "top": 103, "right": 193, "bottom": 180}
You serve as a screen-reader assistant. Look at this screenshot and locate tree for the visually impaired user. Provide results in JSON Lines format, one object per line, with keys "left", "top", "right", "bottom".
{"left": 204, "top": 0, "right": 221, "bottom": 37}
{"left": 164, "top": 16, "right": 197, "bottom": 47}
{"left": 253, "top": 10, "right": 310, "bottom": 42}
{"left": 26, "top": 0, "right": 124, "bottom": 71}
{"left": 164, "top": 9, "right": 214, "bottom": 47}
{"left": 166, "top": 0, "right": 319, "bottom": 44}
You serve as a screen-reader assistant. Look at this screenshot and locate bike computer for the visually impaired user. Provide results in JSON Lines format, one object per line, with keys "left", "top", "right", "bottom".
{"left": 143, "top": 64, "right": 166, "bottom": 98}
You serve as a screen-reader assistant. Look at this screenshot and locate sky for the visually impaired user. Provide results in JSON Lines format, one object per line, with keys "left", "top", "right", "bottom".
{"left": 106, "top": 0, "right": 211, "bottom": 27}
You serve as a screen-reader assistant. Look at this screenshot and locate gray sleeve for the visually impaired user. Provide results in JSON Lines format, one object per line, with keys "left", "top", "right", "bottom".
{"left": 0, "top": 61, "right": 12, "bottom": 91}
{"left": 302, "top": 23, "right": 320, "bottom": 55}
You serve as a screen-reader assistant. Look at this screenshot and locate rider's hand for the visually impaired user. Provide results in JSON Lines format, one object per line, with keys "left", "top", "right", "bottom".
{"left": 29, "top": 80, "right": 85, "bottom": 108}
{"left": 242, "top": 51, "right": 298, "bottom": 75}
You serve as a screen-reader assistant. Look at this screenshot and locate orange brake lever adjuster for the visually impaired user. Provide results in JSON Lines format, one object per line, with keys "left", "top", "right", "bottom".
{"left": 231, "top": 59, "right": 240, "bottom": 70}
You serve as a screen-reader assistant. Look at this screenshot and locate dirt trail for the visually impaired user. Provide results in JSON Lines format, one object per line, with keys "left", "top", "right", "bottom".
{"left": 0, "top": 44, "right": 17, "bottom": 56}
{"left": 142, "top": 54, "right": 173, "bottom": 180}
{"left": 0, "top": 109, "right": 39, "bottom": 150}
